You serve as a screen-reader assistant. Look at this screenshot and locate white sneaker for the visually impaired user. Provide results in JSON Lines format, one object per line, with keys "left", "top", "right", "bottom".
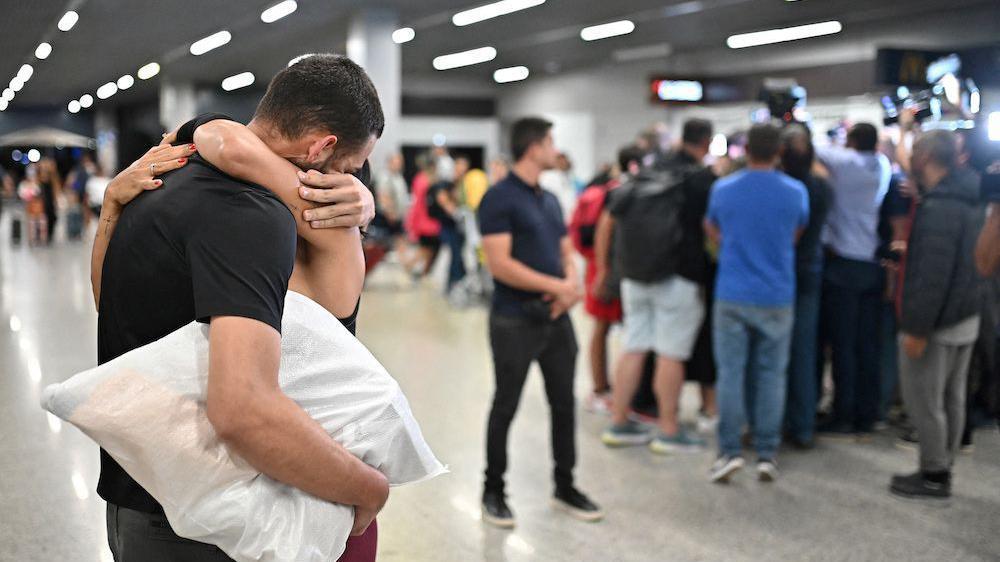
{"left": 696, "top": 412, "right": 719, "bottom": 434}
{"left": 709, "top": 456, "right": 745, "bottom": 484}
{"left": 757, "top": 460, "right": 779, "bottom": 482}
{"left": 584, "top": 392, "right": 613, "bottom": 415}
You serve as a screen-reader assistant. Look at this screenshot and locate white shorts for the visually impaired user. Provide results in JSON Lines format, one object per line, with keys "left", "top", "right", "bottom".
{"left": 621, "top": 276, "right": 705, "bottom": 360}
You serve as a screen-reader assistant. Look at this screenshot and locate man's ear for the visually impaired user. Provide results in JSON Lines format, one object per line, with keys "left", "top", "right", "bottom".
{"left": 306, "top": 134, "right": 339, "bottom": 161}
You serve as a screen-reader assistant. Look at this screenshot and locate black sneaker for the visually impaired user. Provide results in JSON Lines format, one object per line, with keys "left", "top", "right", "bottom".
{"left": 482, "top": 491, "right": 515, "bottom": 528}
{"left": 784, "top": 435, "right": 815, "bottom": 451}
{"left": 552, "top": 487, "right": 604, "bottom": 522}
{"left": 889, "top": 471, "right": 951, "bottom": 501}
{"left": 895, "top": 428, "right": 919, "bottom": 451}
{"left": 816, "top": 421, "right": 856, "bottom": 441}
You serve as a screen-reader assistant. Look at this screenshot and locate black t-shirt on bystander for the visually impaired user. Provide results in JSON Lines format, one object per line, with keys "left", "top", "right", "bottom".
{"left": 96, "top": 113, "right": 297, "bottom": 514}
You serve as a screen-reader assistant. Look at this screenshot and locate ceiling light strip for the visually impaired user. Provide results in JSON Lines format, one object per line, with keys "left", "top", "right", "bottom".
{"left": 453, "top": 0, "right": 546, "bottom": 26}
{"left": 726, "top": 20, "right": 842, "bottom": 49}
{"left": 433, "top": 46, "right": 497, "bottom": 70}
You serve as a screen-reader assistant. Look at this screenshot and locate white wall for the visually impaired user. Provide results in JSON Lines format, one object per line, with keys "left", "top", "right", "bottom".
{"left": 397, "top": 115, "right": 501, "bottom": 165}
{"left": 497, "top": 59, "right": 902, "bottom": 177}
{"left": 498, "top": 59, "right": 669, "bottom": 179}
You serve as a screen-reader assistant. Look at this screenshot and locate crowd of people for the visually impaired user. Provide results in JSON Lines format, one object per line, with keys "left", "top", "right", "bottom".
{"left": 2, "top": 87, "right": 997, "bottom": 545}
{"left": 462, "top": 113, "right": 999, "bottom": 525}
{"left": 2, "top": 153, "right": 112, "bottom": 245}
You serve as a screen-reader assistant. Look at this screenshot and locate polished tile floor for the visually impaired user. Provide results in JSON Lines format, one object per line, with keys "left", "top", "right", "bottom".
{"left": 2, "top": 216, "right": 1000, "bottom": 562}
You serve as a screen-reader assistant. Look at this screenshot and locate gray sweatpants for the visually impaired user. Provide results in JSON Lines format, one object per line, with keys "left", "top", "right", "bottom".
{"left": 898, "top": 337, "right": 973, "bottom": 473}
{"left": 107, "top": 504, "right": 235, "bottom": 562}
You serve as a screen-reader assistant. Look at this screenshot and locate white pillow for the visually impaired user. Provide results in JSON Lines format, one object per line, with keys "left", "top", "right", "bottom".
{"left": 42, "top": 291, "right": 446, "bottom": 562}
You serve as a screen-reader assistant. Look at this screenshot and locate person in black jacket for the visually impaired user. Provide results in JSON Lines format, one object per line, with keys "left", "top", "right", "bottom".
{"left": 779, "top": 125, "right": 831, "bottom": 449}
{"left": 891, "top": 130, "right": 984, "bottom": 501}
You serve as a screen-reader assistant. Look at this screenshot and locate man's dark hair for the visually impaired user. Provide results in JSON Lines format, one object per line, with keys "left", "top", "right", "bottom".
{"left": 618, "top": 144, "right": 645, "bottom": 171}
{"left": 254, "top": 54, "right": 384, "bottom": 154}
{"left": 682, "top": 118, "right": 714, "bottom": 146}
{"left": 510, "top": 117, "right": 552, "bottom": 162}
{"left": 847, "top": 123, "right": 878, "bottom": 152}
{"left": 746, "top": 124, "right": 782, "bottom": 162}
{"left": 914, "top": 130, "right": 957, "bottom": 171}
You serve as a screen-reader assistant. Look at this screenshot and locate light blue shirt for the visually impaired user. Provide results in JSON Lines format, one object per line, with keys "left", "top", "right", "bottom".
{"left": 707, "top": 169, "right": 809, "bottom": 307}
{"left": 816, "top": 146, "right": 891, "bottom": 262}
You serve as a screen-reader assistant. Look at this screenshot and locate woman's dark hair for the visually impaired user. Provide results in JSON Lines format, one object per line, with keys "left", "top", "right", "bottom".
{"left": 780, "top": 124, "right": 814, "bottom": 181}
{"left": 254, "top": 54, "right": 384, "bottom": 154}
{"left": 510, "top": 117, "right": 552, "bottom": 162}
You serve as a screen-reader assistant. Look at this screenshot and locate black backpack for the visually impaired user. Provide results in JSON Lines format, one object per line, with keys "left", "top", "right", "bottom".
{"left": 611, "top": 163, "right": 699, "bottom": 283}
{"left": 426, "top": 181, "right": 453, "bottom": 222}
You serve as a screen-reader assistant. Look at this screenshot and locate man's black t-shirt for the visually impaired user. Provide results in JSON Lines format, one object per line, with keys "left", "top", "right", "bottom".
{"left": 96, "top": 114, "right": 297, "bottom": 513}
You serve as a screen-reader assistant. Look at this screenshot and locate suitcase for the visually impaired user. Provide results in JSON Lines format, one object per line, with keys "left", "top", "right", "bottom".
{"left": 66, "top": 208, "right": 84, "bottom": 240}
{"left": 10, "top": 216, "right": 22, "bottom": 244}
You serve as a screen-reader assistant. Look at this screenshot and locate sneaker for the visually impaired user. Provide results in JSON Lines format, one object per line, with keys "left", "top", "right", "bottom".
{"left": 552, "top": 487, "right": 604, "bottom": 522}
{"left": 889, "top": 471, "right": 951, "bottom": 501}
{"left": 584, "top": 391, "right": 613, "bottom": 416}
{"left": 960, "top": 432, "right": 974, "bottom": 455}
{"left": 895, "top": 428, "right": 919, "bottom": 451}
{"left": 757, "top": 459, "right": 779, "bottom": 482}
{"left": 709, "top": 455, "right": 745, "bottom": 484}
{"left": 816, "top": 421, "right": 856, "bottom": 442}
{"left": 649, "top": 429, "right": 707, "bottom": 454}
{"left": 627, "top": 408, "right": 659, "bottom": 426}
{"left": 481, "top": 491, "right": 515, "bottom": 528}
{"left": 696, "top": 411, "right": 719, "bottom": 434}
{"left": 784, "top": 435, "right": 815, "bottom": 450}
{"left": 601, "top": 421, "right": 652, "bottom": 447}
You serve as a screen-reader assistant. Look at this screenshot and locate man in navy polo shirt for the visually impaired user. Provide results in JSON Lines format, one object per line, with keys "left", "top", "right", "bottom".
{"left": 477, "top": 117, "right": 603, "bottom": 528}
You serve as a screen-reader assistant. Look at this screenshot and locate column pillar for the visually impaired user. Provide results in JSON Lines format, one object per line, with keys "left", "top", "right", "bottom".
{"left": 158, "top": 80, "right": 197, "bottom": 133}
{"left": 347, "top": 8, "right": 401, "bottom": 170}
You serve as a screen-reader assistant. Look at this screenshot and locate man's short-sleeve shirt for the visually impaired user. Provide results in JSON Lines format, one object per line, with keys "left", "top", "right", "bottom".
{"left": 706, "top": 169, "right": 808, "bottom": 307}
{"left": 96, "top": 114, "right": 297, "bottom": 513}
{"left": 477, "top": 172, "right": 566, "bottom": 317}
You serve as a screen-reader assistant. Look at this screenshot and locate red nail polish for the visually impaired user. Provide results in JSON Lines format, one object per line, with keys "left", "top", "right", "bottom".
{"left": 178, "top": 158, "right": 187, "bottom": 163}
{"left": 189, "top": 144, "right": 196, "bottom": 150}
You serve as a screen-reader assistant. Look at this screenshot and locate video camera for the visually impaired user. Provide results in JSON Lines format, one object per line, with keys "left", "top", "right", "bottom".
{"left": 881, "top": 53, "right": 980, "bottom": 127}
{"left": 759, "top": 78, "right": 808, "bottom": 124}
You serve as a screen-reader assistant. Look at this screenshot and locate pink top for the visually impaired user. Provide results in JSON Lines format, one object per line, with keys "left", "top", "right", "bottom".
{"left": 405, "top": 171, "right": 441, "bottom": 239}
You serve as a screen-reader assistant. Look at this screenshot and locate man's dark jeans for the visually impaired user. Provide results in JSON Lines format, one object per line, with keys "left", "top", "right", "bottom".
{"left": 440, "top": 222, "right": 466, "bottom": 292}
{"left": 485, "top": 312, "right": 578, "bottom": 495}
{"left": 786, "top": 268, "right": 822, "bottom": 442}
{"left": 823, "top": 254, "right": 883, "bottom": 432}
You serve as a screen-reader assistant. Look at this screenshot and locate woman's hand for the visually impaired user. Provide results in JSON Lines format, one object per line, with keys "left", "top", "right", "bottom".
{"left": 104, "top": 143, "right": 197, "bottom": 211}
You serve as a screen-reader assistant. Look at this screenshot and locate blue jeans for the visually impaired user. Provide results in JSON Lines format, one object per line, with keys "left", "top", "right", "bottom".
{"left": 439, "top": 222, "right": 466, "bottom": 292}
{"left": 823, "top": 255, "right": 882, "bottom": 432}
{"left": 785, "top": 270, "right": 822, "bottom": 442}
{"left": 714, "top": 300, "right": 794, "bottom": 459}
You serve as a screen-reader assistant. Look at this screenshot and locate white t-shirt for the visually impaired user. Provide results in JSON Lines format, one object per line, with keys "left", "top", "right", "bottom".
{"left": 86, "top": 176, "right": 112, "bottom": 207}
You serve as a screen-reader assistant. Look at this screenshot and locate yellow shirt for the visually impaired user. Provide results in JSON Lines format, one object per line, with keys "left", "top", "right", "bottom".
{"left": 462, "top": 169, "right": 489, "bottom": 211}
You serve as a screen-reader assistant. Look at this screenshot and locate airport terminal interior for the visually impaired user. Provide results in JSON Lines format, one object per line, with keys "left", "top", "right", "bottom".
{"left": 2, "top": 1, "right": 1000, "bottom": 561}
